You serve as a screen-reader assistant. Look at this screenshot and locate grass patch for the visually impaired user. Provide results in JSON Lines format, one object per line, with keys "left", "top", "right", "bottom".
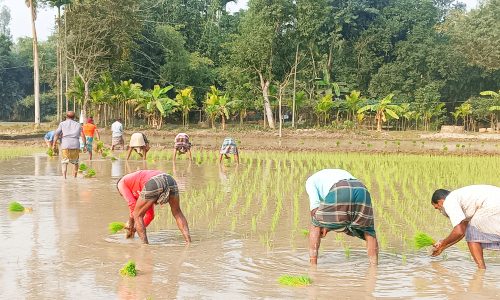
{"left": 8, "top": 201, "right": 25, "bottom": 212}
{"left": 278, "top": 275, "right": 312, "bottom": 287}
{"left": 414, "top": 232, "right": 435, "bottom": 249}
{"left": 120, "top": 260, "right": 137, "bottom": 277}
{"left": 109, "top": 222, "right": 126, "bottom": 234}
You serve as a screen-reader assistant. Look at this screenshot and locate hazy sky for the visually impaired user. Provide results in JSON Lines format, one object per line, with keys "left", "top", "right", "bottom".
{"left": 2, "top": 0, "right": 480, "bottom": 42}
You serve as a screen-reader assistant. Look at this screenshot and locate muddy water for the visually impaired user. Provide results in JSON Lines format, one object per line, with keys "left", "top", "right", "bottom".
{"left": 0, "top": 155, "right": 499, "bottom": 299}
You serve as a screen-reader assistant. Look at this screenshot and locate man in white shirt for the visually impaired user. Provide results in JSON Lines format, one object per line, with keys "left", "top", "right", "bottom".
{"left": 431, "top": 185, "right": 500, "bottom": 269}
{"left": 306, "top": 169, "right": 378, "bottom": 265}
{"left": 111, "top": 118, "right": 124, "bottom": 150}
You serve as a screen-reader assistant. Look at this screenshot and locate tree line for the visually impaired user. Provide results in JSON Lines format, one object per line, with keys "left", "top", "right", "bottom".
{"left": 0, "top": 0, "right": 498, "bottom": 131}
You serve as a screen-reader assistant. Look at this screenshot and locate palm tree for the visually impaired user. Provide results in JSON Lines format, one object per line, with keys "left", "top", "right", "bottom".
{"left": 357, "top": 94, "right": 401, "bottom": 132}
{"left": 175, "top": 87, "right": 196, "bottom": 128}
{"left": 25, "top": 0, "right": 40, "bottom": 126}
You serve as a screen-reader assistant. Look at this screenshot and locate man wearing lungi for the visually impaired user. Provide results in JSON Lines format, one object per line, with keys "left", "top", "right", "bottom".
{"left": 111, "top": 118, "right": 124, "bottom": 150}
{"left": 126, "top": 132, "right": 150, "bottom": 160}
{"left": 306, "top": 169, "right": 378, "bottom": 265}
{"left": 82, "top": 117, "right": 100, "bottom": 160}
{"left": 53, "top": 111, "right": 87, "bottom": 179}
{"left": 431, "top": 185, "right": 500, "bottom": 269}
{"left": 173, "top": 132, "right": 192, "bottom": 161}
{"left": 219, "top": 137, "right": 239, "bottom": 164}
{"left": 117, "top": 170, "right": 191, "bottom": 244}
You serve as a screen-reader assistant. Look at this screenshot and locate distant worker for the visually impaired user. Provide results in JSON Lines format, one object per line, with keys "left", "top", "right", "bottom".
{"left": 431, "top": 185, "right": 500, "bottom": 269}
{"left": 173, "top": 133, "right": 192, "bottom": 161}
{"left": 82, "top": 117, "right": 100, "bottom": 160}
{"left": 219, "top": 137, "right": 239, "bottom": 164}
{"left": 44, "top": 130, "right": 59, "bottom": 155}
{"left": 306, "top": 169, "right": 378, "bottom": 265}
{"left": 116, "top": 170, "right": 191, "bottom": 244}
{"left": 111, "top": 118, "right": 124, "bottom": 150}
{"left": 127, "top": 132, "right": 150, "bottom": 160}
{"left": 53, "top": 111, "right": 87, "bottom": 179}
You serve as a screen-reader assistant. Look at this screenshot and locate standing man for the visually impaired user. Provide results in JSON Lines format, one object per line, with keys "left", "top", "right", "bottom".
{"left": 306, "top": 169, "right": 378, "bottom": 265}
{"left": 431, "top": 185, "right": 500, "bottom": 269}
{"left": 116, "top": 170, "right": 191, "bottom": 244}
{"left": 53, "top": 111, "right": 87, "bottom": 179}
{"left": 111, "top": 118, "right": 124, "bottom": 150}
{"left": 173, "top": 132, "right": 192, "bottom": 161}
{"left": 82, "top": 117, "right": 100, "bottom": 160}
{"left": 219, "top": 137, "right": 239, "bottom": 164}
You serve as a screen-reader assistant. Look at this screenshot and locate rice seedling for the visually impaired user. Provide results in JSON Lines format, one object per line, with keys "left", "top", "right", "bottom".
{"left": 8, "top": 201, "right": 25, "bottom": 212}
{"left": 344, "top": 245, "right": 351, "bottom": 258}
{"left": 109, "top": 222, "right": 126, "bottom": 234}
{"left": 120, "top": 260, "right": 137, "bottom": 277}
{"left": 79, "top": 163, "right": 88, "bottom": 172}
{"left": 46, "top": 148, "right": 54, "bottom": 157}
{"left": 414, "top": 232, "right": 435, "bottom": 249}
{"left": 84, "top": 168, "right": 96, "bottom": 178}
{"left": 301, "top": 229, "right": 309, "bottom": 236}
{"left": 278, "top": 275, "right": 312, "bottom": 287}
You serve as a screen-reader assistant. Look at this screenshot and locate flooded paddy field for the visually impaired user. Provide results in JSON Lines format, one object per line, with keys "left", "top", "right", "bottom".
{"left": 1, "top": 150, "right": 499, "bottom": 299}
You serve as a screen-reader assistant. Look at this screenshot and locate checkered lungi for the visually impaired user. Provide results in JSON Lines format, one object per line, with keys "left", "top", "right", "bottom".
{"left": 140, "top": 173, "right": 179, "bottom": 205}
{"left": 312, "top": 179, "right": 376, "bottom": 240}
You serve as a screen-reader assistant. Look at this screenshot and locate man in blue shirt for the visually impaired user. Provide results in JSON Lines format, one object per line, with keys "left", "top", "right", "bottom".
{"left": 306, "top": 169, "right": 378, "bottom": 265}
{"left": 44, "top": 130, "right": 59, "bottom": 155}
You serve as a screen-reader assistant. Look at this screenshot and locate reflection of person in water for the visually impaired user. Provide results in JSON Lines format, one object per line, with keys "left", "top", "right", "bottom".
{"left": 116, "top": 170, "right": 191, "bottom": 244}
{"left": 306, "top": 169, "right": 378, "bottom": 265}
{"left": 431, "top": 185, "right": 500, "bottom": 269}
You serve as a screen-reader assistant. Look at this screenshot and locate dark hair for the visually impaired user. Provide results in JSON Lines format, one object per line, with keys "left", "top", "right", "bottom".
{"left": 431, "top": 189, "right": 450, "bottom": 204}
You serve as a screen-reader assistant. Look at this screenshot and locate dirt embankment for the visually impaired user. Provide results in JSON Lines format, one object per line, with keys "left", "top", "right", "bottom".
{"left": 2, "top": 124, "right": 499, "bottom": 155}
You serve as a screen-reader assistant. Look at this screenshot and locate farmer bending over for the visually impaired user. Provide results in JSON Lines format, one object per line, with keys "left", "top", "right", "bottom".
{"left": 173, "top": 133, "right": 192, "bottom": 161}
{"left": 219, "top": 137, "right": 239, "bottom": 164}
{"left": 431, "top": 185, "right": 500, "bottom": 269}
{"left": 117, "top": 170, "right": 191, "bottom": 244}
{"left": 127, "top": 132, "right": 150, "bottom": 160}
{"left": 306, "top": 169, "right": 378, "bottom": 265}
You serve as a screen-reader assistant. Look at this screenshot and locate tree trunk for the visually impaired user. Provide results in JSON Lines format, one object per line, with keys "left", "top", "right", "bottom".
{"left": 292, "top": 44, "right": 299, "bottom": 128}
{"left": 81, "top": 80, "right": 90, "bottom": 122}
{"left": 258, "top": 71, "right": 275, "bottom": 129}
{"left": 221, "top": 114, "right": 225, "bottom": 131}
{"left": 29, "top": 0, "right": 40, "bottom": 126}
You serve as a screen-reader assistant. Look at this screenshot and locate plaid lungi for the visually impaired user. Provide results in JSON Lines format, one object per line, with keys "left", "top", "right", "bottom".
{"left": 112, "top": 136, "right": 124, "bottom": 147}
{"left": 175, "top": 134, "right": 191, "bottom": 153}
{"left": 220, "top": 138, "right": 238, "bottom": 154}
{"left": 312, "top": 179, "right": 376, "bottom": 240}
{"left": 140, "top": 173, "right": 179, "bottom": 205}
{"left": 466, "top": 225, "right": 500, "bottom": 250}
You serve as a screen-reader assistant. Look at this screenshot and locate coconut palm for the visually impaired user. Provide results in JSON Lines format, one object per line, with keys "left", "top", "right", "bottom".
{"left": 175, "top": 87, "right": 196, "bottom": 128}
{"left": 357, "top": 94, "right": 401, "bottom": 132}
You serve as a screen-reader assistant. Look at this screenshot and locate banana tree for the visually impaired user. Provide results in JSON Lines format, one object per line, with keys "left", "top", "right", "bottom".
{"left": 454, "top": 102, "right": 472, "bottom": 131}
{"left": 480, "top": 90, "right": 500, "bottom": 129}
{"left": 344, "top": 90, "right": 363, "bottom": 122}
{"left": 175, "top": 87, "right": 196, "bottom": 128}
{"left": 218, "top": 94, "right": 231, "bottom": 130}
{"left": 205, "top": 86, "right": 221, "bottom": 129}
{"left": 358, "top": 94, "right": 401, "bottom": 132}
{"left": 136, "top": 85, "right": 176, "bottom": 129}
{"left": 314, "top": 94, "right": 334, "bottom": 126}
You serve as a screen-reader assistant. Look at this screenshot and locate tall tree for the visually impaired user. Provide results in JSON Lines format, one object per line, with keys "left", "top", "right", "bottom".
{"left": 25, "top": 0, "right": 40, "bottom": 126}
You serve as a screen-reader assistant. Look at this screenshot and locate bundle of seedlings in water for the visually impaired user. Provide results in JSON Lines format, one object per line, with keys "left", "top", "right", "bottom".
{"left": 46, "top": 148, "right": 54, "bottom": 157}
{"left": 101, "top": 148, "right": 111, "bottom": 158}
{"left": 84, "top": 168, "right": 96, "bottom": 178}
{"left": 278, "top": 275, "right": 312, "bottom": 287}
{"left": 79, "top": 163, "right": 88, "bottom": 172}
{"left": 414, "top": 232, "right": 435, "bottom": 249}
{"left": 109, "top": 222, "right": 126, "bottom": 234}
{"left": 8, "top": 201, "right": 25, "bottom": 212}
{"left": 120, "top": 260, "right": 137, "bottom": 277}
{"left": 96, "top": 140, "right": 104, "bottom": 152}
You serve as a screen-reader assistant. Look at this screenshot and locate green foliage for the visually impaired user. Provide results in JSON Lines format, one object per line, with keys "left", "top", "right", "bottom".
{"left": 8, "top": 201, "right": 25, "bottom": 212}
{"left": 278, "top": 275, "right": 312, "bottom": 287}
{"left": 120, "top": 260, "right": 137, "bottom": 277}
{"left": 414, "top": 232, "right": 435, "bottom": 249}
{"left": 84, "top": 168, "right": 96, "bottom": 178}
{"left": 108, "top": 222, "right": 126, "bottom": 234}
{"left": 79, "top": 163, "right": 88, "bottom": 172}
{"left": 46, "top": 148, "right": 54, "bottom": 157}
{"left": 175, "top": 87, "right": 197, "bottom": 127}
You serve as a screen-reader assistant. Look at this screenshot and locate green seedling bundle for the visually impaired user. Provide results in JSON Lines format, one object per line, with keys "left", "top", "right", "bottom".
{"left": 79, "top": 163, "right": 88, "bottom": 172}
{"left": 109, "top": 222, "right": 126, "bottom": 234}
{"left": 414, "top": 232, "right": 435, "bottom": 249}
{"left": 84, "top": 168, "right": 96, "bottom": 178}
{"left": 278, "top": 275, "right": 312, "bottom": 287}
{"left": 120, "top": 260, "right": 137, "bottom": 277}
{"left": 8, "top": 201, "right": 25, "bottom": 212}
